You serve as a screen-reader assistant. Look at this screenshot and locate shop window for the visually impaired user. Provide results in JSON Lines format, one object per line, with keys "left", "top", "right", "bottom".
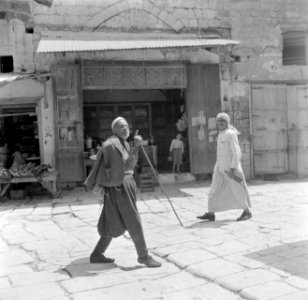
{"left": 282, "top": 31, "right": 307, "bottom": 65}
{"left": 0, "top": 56, "right": 13, "bottom": 73}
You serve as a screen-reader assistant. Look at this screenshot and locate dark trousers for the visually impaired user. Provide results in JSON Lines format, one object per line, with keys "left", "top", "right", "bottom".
{"left": 92, "top": 175, "right": 149, "bottom": 259}
{"left": 92, "top": 229, "right": 148, "bottom": 259}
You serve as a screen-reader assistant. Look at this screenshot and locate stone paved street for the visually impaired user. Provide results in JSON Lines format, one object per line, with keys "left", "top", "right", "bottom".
{"left": 1, "top": 179, "right": 308, "bottom": 300}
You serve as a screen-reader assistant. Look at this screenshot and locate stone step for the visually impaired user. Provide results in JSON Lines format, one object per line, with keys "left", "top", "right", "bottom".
{"left": 158, "top": 172, "right": 196, "bottom": 184}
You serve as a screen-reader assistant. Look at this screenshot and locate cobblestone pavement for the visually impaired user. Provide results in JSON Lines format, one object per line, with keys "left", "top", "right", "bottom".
{"left": 1, "top": 179, "right": 308, "bottom": 300}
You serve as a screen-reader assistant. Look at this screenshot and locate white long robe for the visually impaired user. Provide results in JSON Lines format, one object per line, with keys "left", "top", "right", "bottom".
{"left": 208, "top": 128, "right": 251, "bottom": 212}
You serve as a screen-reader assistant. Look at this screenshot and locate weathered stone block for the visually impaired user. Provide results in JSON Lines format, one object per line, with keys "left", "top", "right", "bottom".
{"left": 151, "top": 6, "right": 161, "bottom": 16}
{"left": 195, "top": 0, "right": 208, "bottom": 9}
{"left": 221, "top": 100, "right": 232, "bottom": 112}
{"left": 174, "top": 8, "right": 188, "bottom": 19}
{"left": 217, "top": 9, "right": 230, "bottom": 18}
{"left": 34, "top": 14, "right": 49, "bottom": 24}
{"left": 158, "top": 10, "right": 168, "bottom": 22}
{"left": 187, "top": 8, "right": 195, "bottom": 19}
{"left": 143, "top": 1, "right": 154, "bottom": 12}
{"left": 203, "top": 9, "right": 216, "bottom": 19}
{"left": 193, "top": 8, "right": 203, "bottom": 18}
{"left": 231, "top": 96, "right": 247, "bottom": 111}
{"left": 189, "top": 19, "right": 198, "bottom": 28}
{"left": 209, "top": 0, "right": 218, "bottom": 9}
{"left": 221, "top": 69, "right": 231, "bottom": 80}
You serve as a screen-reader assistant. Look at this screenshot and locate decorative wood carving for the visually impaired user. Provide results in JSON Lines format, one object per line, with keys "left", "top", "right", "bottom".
{"left": 83, "top": 64, "right": 186, "bottom": 89}
{"left": 83, "top": 66, "right": 102, "bottom": 86}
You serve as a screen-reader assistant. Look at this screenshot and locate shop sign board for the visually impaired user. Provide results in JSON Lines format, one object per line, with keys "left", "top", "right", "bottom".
{"left": 82, "top": 64, "right": 186, "bottom": 89}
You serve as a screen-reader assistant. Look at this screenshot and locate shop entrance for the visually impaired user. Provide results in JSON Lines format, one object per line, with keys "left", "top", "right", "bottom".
{"left": 0, "top": 106, "right": 40, "bottom": 168}
{"left": 83, "top": 89, "right": 189, "bottom": 173}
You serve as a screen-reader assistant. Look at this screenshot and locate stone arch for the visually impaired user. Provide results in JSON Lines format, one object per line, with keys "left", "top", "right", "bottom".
{"left": 86, "top": 0, "right": 185, "bottom": 32}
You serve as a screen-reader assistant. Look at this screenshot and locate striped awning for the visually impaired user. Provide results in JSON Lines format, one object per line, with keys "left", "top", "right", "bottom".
{"left": 37, "top": 37, "right": 240, "bottom": 53}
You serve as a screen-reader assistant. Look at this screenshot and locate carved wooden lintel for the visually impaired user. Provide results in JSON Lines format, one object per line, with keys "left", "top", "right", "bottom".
{"left": 82, "top": 64, "right": 186, "bottom": 89}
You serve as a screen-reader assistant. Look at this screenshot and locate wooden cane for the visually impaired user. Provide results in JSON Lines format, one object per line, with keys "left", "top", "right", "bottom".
{"left": 140, "top": 144, "right": 184, "bottom": 227}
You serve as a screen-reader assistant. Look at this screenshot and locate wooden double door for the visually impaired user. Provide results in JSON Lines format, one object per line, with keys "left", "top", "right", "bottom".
{"left": 251, "top": 84, "right": 308, "bottom": 176}
{"left": 251, "top": 85, "right": 288, "bottom": 175}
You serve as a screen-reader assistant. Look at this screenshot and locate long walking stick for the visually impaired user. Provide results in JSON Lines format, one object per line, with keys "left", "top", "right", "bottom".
{"left": 140, "top": 144, "right": 184, "bottom": 227}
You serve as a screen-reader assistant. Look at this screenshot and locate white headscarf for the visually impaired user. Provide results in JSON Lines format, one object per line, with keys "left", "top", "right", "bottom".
{"left": 111, "top": 117, "right": 126, "bottom": 131}
{"left": 216, "top": 112, "right": 230, "bottom": 124}
{"left": 216, "top": 112, "right": 240, "bottom": 135}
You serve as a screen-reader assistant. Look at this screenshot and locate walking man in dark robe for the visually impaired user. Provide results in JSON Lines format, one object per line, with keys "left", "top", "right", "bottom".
{"left": 85, "top": 117, "right": 161, "bottom": 268}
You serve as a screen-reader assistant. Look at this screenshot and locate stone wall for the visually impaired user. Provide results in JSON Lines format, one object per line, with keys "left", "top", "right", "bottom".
{"left": 0, "top": 1, "right": 35, "bottom": 72}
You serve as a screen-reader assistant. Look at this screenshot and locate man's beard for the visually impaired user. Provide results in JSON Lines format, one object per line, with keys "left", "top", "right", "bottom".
{"left": 118, "top": 131, "right": 129, "bottom": 140}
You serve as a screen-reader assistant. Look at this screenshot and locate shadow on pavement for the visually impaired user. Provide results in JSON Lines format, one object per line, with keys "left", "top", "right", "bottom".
{"left": 245, "top": 240, "right": 308, "bottom": 280}
{"left": 186, "top": 220, "right": 233, "bottom": 229}
{"left": 61, "top": 257, "right": 117, "bottom": 277}
{"left": 120, "top": 266, "right": 145, "bottom": 271}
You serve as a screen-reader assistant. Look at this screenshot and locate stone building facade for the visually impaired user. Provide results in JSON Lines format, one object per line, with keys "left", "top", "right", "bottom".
{"left": 0, "top": 0, "right": 307, "bottom": 182}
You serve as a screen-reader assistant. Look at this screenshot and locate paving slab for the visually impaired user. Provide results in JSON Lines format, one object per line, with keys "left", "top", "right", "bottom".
{"left": 187, "top": 258, "right": 244, "bottom": 281}
{"left": 273, "top": 291, "right": 308, "bottom": 300}
{"left": 61, "top": 270, "right": 136, "bottom": 293}
{"left": 0, "top": 265, "right": 33, "bottom": 277}
{"left": 0, "top": 282, "right": 66, "bottom": 300}
{"left": 240, "top": 281, "right": 298, "bottom": 300}
{"left": 0, "top": 277, "right": 11, "bottom": 289}
{"left": 9, "top": 270, "right": 69, "bottom": 286}
{"left": 71, "top": 282, "right": 162, "bottom": 300}
{"left": 167, "top": 248, "right": 217, "bottom": 268}
{"left": 163, "top": 282, "right": 242, "bottom": 300}
{"left": 216, "top": 269, "right": 281, "bottom": 292}
{"left": 0, "top": 249, "right": 35, "bottom": 268}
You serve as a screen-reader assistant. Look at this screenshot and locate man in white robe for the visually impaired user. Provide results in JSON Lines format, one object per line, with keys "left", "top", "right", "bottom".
{"left": 197, "top": 112, "right": 252, "bottom": 222}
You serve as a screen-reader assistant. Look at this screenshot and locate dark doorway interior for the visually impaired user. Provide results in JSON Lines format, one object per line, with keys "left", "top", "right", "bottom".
{"left": 83, "top": 89, "right": 189, "bottom": 173}
{"left": 0, "top": 56, "right": 13, "bottom": 73}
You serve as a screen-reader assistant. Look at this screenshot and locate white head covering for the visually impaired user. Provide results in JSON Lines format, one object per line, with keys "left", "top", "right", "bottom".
{"left": 216, "top": 112, "right": 240, "bottom": 135}
{"left": 216, "top": 112, "right": 230, "bottom": 124}
{"left": 111, "top": 117, "right": 126, "bottom": 130}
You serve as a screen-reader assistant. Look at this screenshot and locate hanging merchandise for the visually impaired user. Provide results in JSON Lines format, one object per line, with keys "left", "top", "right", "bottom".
{"left": 176, "top": 111, "right": 188, "bottom": 132}
{"left": 191, "top": 111, "right": 207, "bottom": 141}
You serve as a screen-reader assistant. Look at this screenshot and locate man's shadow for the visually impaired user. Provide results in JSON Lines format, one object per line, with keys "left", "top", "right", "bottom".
{"left": 186, "top": 219, "right": 233, "bottom": 229}
{"left": 59, "top": 257, "right": 144, "bottom": 278}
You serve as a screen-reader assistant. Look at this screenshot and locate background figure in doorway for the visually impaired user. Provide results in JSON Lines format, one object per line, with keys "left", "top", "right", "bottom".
{"left": 169, "top": 133, "right": 184, "bottom": 173}
{"left": 11, "top": 143, "right": 25, "bottom": 167}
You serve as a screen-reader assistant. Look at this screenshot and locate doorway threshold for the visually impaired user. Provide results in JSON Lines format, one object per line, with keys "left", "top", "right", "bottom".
{"left": 158, "top": 172, "right": 195, "bottom": 184}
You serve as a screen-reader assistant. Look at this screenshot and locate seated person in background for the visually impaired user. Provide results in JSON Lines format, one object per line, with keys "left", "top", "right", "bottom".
{"left": 11, "top": 144, "right": 26, "bottom": 167}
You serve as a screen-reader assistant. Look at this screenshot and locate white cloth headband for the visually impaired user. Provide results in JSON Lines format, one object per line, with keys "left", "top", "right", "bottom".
{"left": 111, "top": 117, "right": 126, "bottom": 129}
{"left": 216, "top": 112, "right": 230, "bottom": 124}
